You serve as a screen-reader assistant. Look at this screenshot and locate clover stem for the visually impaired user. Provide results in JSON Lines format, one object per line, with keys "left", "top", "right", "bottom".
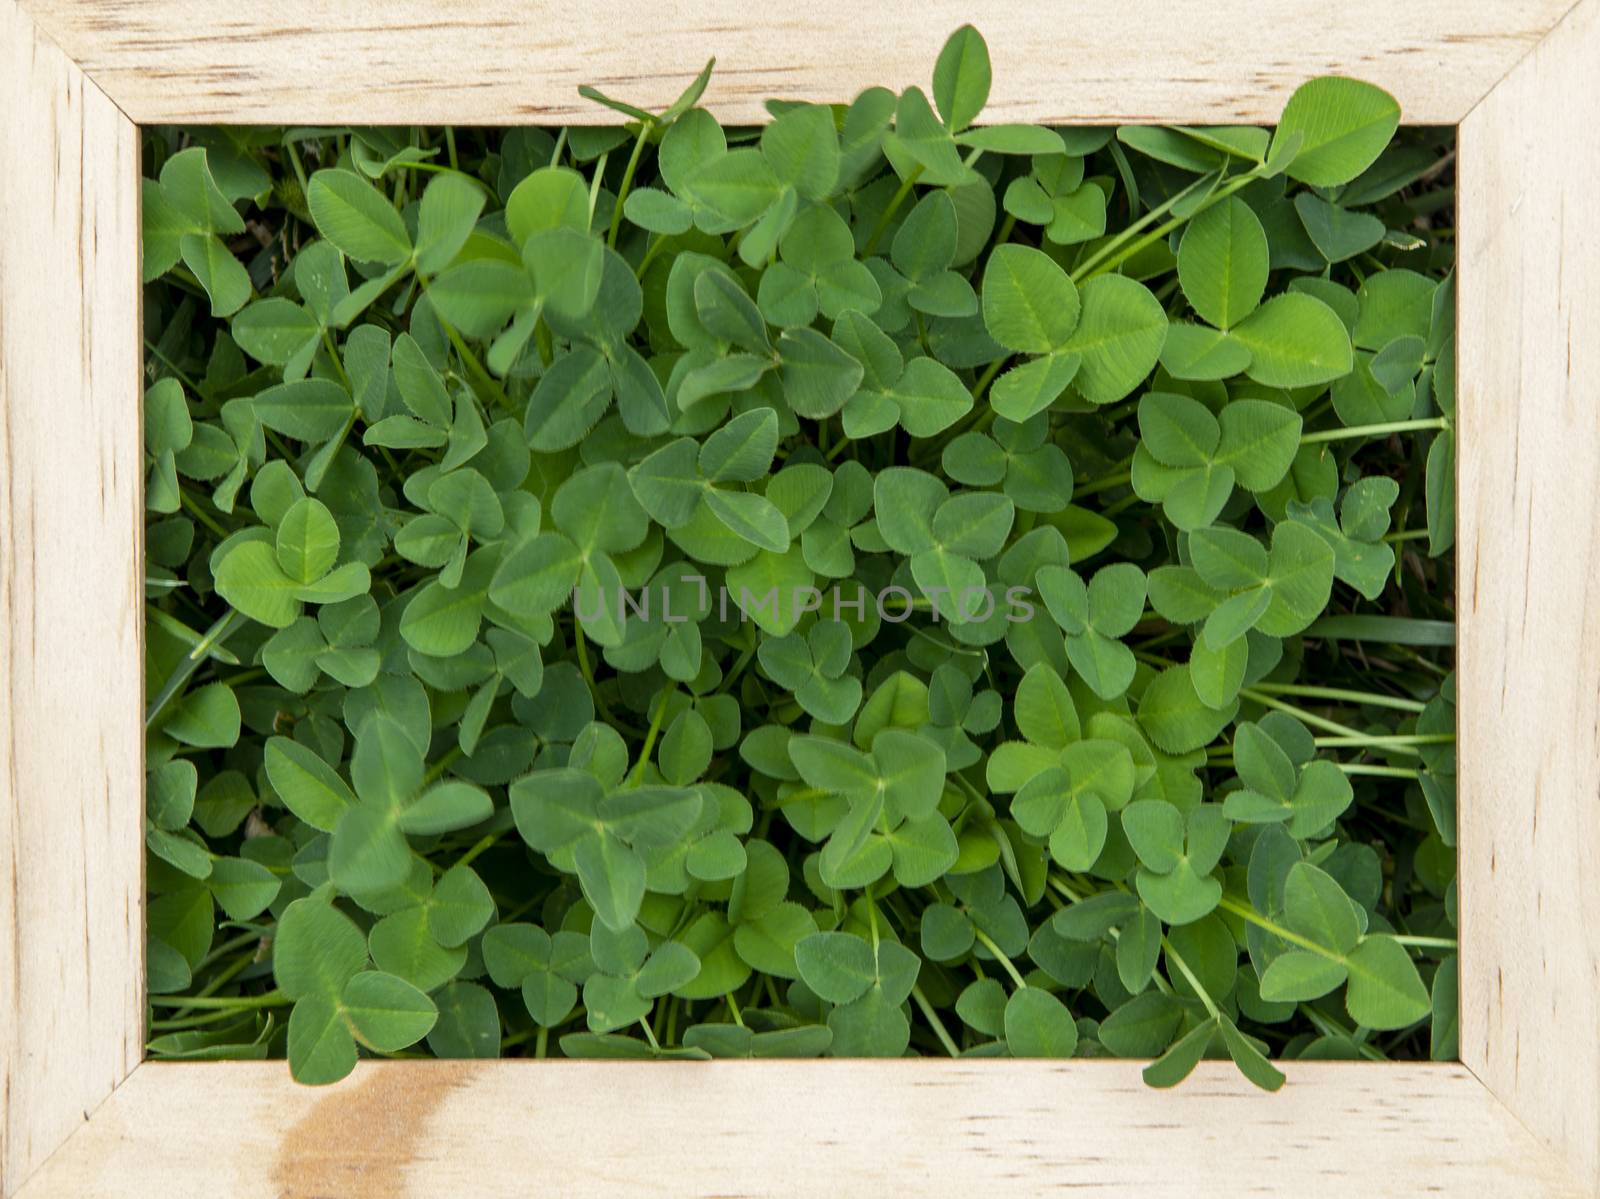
{"left": 1101, "top": 491, "right": 1143, "bottom": 518}
{"left": 148, "top": 990, "right": 290, "bottom": 1010}
{"left": 1072, "top": 169, "right": 1239, "bottom": 282}
{"left": 143, "top": 338, "right": 204, "bottom": 392}
{"left": 1160, "top": 937, "right": 1221, "bottom": 1020}
{"left": 422, "top": 745, "right": 463, "bottom": 785}
{"left": 972, "top": 927, "right": 1027, "bottom": 990}
{"left": 1301, "top": 417, "right": 1449, "bottom": 444}
{"left": 631, "top": 687, "right": 673, "bottom": 785}
{"left": 573, "top": 624, "right": 625, "bottom": 730}
{"left": 1391, "top": 935, "right": 1458, "bottom": 950}
{"left": 639, "top": 1017, "right": 662, "bottom": 1050}
{"left": 634, "top": 236, "right": 670, "bottom": 278}
{"left": 1074, "top": 466, "right": 1134, "bottom": 497}
{"left": 1338, "top": 763, "right": 1423, "bottom": 779}
{"left": 444, "top": 127, "right": 459, "bottom": 171}
{"left": 714, "top": 640, "right": 758, "bottom": 695}
{"left": 971, "top": 357, "right": 1007, "bottom": 402}
{"left": 454, "top": 831, "right": 499, "bottom": 870}
{"left": 1238, "top": 688, "right": 1421, "bottom": 754}
{"left": 281, "top": 136, "right": 311, "bottom": 197}
{"left": 725, "top": 990, "right": 746, "bottom": 1028}
{"left": 158, "top": 947, "right": 261, "bottom": 1025}
{"left": 146, "top": 609, "right": 240, "bottom": 727}
{"left": 993, "top": 213, "right": 1017, "bottom": 248}
{"left": 320, "top": 328, "right": 352, "bottom": 390}
{"left": 1383, "top": 528, "right": 1432, "bottom": 544}
{"left": 912, "top": 984, "right": 962, "bottom": 1057}
{"left": 1048, "top": 874, "right": 1084, "bottom": 903}
{"left": 1301, "top": 1006, "right": 1385, "bottom": 1059}
{"left": 862, "top": 165, "right": 924, "bottom": 256}
{"left": 664, "top": 996, "right": 680, "bottom": 1045}
{"left": 1310, "top": 733, "right": 1454, "bottom": 749}
{"left": 179, "top": 489, "right": 230, "bottom": 539}
{"left": 608, "top": 123, "right": 652, "bottom": 249}
{"left": 418, "top": 273, "right": 517, "bottom": 414}
{"left": 197, "top": 930, "right": 267, "bottom": 973}
{"left": 535, "top": 1027, "right": 549, "bottom": 1059}
{"left": 1245, "top": 682, "right": 1427, "bottom": 713}
{"left": 1217, "top": 895, "right": 1341, "bottom": 959}
{"left": 150, "top": 1005, "right": 264, "bottom": 1032}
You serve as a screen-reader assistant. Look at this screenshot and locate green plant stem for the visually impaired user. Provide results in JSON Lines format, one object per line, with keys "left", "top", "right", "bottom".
{"left": 635, "top": 236, "right": 671, "bottom": 278}
{"left": 1238, "top": 688, "right": 1421, "bottom": 755}
{"left": 972, "top": 927, "right": 1027, "bottom": 990}
{"left": 418, "top": 274, "right": 515, "bottom": 414}
{"left": 1101, "top": 491, "right": 1143, "bottom": 518}
{"left": 281, "top": 137, "right": 311, "bottom": 197}
{"left": 911, "top": 984, "right": 961, "bottom": 1057}
{"left": 1074, "top": 466, "right": 1134, "bottom": 497}
{"left": 422, "top": 745, "right": 463, "bottom": 785}
{"left": 320, "top": 328, "right": 352, "bottom": 390}
{"left": 144, "top": 339, "right": 204, "bottom": 392}
{"left": 608, "top": 123, "right": 653, "bottom": 248}
{"left": 1076, "top": 170, "right": 1251, "bottom": 282}
{"left": 150, "top": 1005, "right": 264, "bottom": 1032}
{"left": 1068, "top": 172, "right": 1217, "bottom": 281}
{"left": 1301, "top": 417, "right": 1449, "bottom": 444}
{"left": 1338, "top": 764, "right": 1423, "bottom": 779}
{"left": 1245, "top": 682, "right": 1427, "bottom": 713}
{"left": 573, "top": 623, "right": 628, "bottom": 731}
{"left": 1310, "top": 733, "right": 1454, "bottom": 748}
{"left": 1160, "top": 937, "right": 1221, "bottom": 1019}
{"left": 1391, "top": 935, "right": 1458, "bottom": 949}
{"left": 715, "top": 639, "right": 758, "bottom": 695}
{"left": 631, "top": 687, "right": 673, "bottom": 784}
{"left": 455, "top": 831, "right": 499, "bottom": 870}
{"left": 179, "top": 490, "right": 230, "bottom": 539}
{"left": 148, "top": 990, "right": 290, "bottom": 1011}
{"left": 1218, "top": 896, "right": 1338, "bottom": 958}
{"left": 863, "top": 166, "right": 924, "bottom": 256}
{"left": 1301, "top": 1006, "right": 1385, "bottom": 1060}
{"left": 146, "top": 610, "right": 240, "bottom": 726}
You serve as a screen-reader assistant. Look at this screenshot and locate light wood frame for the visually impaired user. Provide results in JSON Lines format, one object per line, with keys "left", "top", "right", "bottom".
{"left": 2, "top": 1, "right": 1596, "bottom": 1194}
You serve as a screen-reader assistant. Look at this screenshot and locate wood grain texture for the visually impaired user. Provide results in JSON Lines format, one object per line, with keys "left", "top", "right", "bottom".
{"left": 18, "top": 0, "right": 1581, "bottom": 126}
{"left": 1458, "top": 0, "right": 1600, "bottom": 1191}
{"left": 0, "top": 2, "right": 143, "bottom": 1195}
{"left": 14, "top": 1060, "right": 1587, "bottom": 1198}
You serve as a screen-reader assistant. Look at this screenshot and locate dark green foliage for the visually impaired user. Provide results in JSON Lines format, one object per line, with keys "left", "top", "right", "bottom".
{"left": 143, "top": 27, "right": 1456, "bottom": 1086}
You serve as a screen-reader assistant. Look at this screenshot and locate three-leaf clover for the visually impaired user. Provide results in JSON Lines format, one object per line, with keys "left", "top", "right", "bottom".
{"left": 1122, "top": 800, "right": 1230, "bottom": 924}
{"left": 509, "top": 766, "right": 703, "bottom": 930}
{"left": 1131, "top": 392, "right": 1303, "bottom": 531}
{"left": 1222, "top": 719, "right": 1354, "bottom": 836}
{"left": 1035, "top": 561, "right": 1147, "bottom": 699}
{"left": 758, "top": 621, "right": 863, "bottom": 725}
{"left": 873, "top": 467, "right": 1015, "bottom": 623}
{"left": 788, "top": 730, "right": 955, "bottom": 890}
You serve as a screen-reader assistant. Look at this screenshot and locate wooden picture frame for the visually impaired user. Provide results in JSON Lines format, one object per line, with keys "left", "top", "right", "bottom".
{"left": 2, "top": 1, "right": 1596, "bottom": 1193}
